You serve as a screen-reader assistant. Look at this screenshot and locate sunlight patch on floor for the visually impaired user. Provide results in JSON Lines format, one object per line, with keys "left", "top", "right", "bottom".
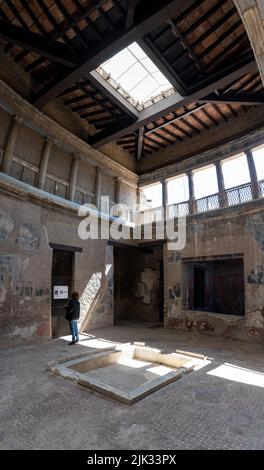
{"left": 207, "top": 363, "right": 264, "bottom": 387}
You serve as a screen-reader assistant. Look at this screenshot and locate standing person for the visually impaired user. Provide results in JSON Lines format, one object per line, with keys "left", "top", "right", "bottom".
{"left": 65, "top": 291, "right": 80, "bottom": 345}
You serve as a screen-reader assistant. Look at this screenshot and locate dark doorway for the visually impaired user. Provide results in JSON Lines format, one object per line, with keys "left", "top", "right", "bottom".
{"left": 113, "top": 242, "right": 164, "bottom": 325}
{"left": 186, "top": 257, "right": 245, "bottom": 316}
{"left": 194, "top": 267, "right": 205, "bottom": 309}
{"left": 159, "top": 260, "right": 164, "bottom": 322}
{"left": 51, "top": 250, "right": 73, "bottom": 338}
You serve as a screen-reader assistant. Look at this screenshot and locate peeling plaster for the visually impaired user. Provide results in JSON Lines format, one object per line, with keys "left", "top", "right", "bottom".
{"left": 0, "top": 210, "right": 15, "bottom": 240}
{"left": 16, "top": 224, "right": 40, "bottom": 250}
{"left": 246, "top": 215, "right": 264, "bottom": 252}
{"left": 247, "top": 265, "right": 264, "bottom": 284}
{"left": 135, "top": 269, "right": 156, "bottom": 304}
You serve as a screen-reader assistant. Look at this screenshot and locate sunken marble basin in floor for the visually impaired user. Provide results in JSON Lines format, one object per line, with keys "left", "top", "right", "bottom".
{"left": 47, "top": 345, "right": 206, "bottom": 405}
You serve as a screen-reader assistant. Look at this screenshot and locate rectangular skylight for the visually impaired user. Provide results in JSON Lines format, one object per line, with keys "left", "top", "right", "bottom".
{"left": 100, "top": 42, "right": 173, "bottom": 104}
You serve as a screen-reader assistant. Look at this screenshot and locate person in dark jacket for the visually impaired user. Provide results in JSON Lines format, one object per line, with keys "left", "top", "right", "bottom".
{"left": 65, "top": 291, "right": 80, "bottom": 345}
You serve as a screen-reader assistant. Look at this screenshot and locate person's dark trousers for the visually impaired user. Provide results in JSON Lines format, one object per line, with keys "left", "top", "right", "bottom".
{"left": 69, "top": 320, "right": 79, "bottom": 342}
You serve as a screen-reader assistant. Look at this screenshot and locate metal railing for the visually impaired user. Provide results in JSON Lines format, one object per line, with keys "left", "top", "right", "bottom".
{"left": 225, "top": 182, "right": 253, "bottom": 206}
{"left": 139, "top": 206, "right": 164, "bottom": 224}
{"left": 196, "top": 193, "right": 220, "bottom": 213}
{"left": 167, "top": 201, "right": 190, "bottom": 218}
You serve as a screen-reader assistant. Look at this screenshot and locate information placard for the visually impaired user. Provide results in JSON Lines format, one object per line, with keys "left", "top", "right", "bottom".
{"left": 53, "top": 286, "right": 68, "bottom": 299}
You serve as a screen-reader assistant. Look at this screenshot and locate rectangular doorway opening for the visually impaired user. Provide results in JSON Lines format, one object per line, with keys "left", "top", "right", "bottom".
{"left": 185, "top": 257, "right": 245, "bottom": 316}
{"left": 113, "top": 242, "right": 164, "bottom": 326}
{"left": 193, "top": 266, "right": 205, "bottom": 309}
{"left": 51, "top": 250, "right": 74, "bottom": 338}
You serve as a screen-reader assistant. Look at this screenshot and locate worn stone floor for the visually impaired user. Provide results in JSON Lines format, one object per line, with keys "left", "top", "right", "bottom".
{"left": 1, "top": 322, "right": 264, "bottom": 450}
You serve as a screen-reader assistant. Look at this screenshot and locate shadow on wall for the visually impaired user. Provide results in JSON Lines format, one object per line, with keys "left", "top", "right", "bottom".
{"left": 79, "top": 260, "right": 114, "bottom": 332}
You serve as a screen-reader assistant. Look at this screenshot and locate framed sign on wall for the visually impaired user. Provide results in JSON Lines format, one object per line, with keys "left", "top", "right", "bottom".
{"left": 53, "top": 286, "right": 68, "bottom": 299}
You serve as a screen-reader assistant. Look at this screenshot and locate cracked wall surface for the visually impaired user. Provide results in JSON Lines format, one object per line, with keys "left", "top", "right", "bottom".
{"left": 0, "top": 191, "right": 114, "bottom": 340}
{"left": 166, "top": 202, "right": 264, "bottom": 343}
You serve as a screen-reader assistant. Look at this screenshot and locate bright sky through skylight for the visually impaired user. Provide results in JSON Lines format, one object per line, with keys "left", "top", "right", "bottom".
{"left": 100, "top": 42, "right": 173, "bottom": 103}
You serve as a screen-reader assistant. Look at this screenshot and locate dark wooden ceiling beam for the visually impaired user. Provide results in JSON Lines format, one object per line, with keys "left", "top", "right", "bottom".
{"left": 89, "top": 59, "right": 256, "bottom": 147}
{"left": 143, "top": 140, "right": 161, "bottom": 151}
{"left": 145, "top": 135, "right": 166, "bottom": 148}
{"left": 172, "top": 7, "right": 238, "bottom": 67}
{"left": 163, "top": 0, "right": 229, "bottom": 57}
{"left": 126, "top": 0, "right": 137, "bottom": 29}
{"left": 137, "top": 37, "right": 186, "bottom": 95}
{"left": 79, "top": 109, "right": 112, "bottom": 118}
{"left": 205, "top": 33, "right": 249, "bottom": 73}
{"left": 200, "top": 107, "right": 219, "bottom": 126}
{"left": 167, "top": 18, "right": 204, "bottom": 74}
{"left": 32, "top": 0, "right": 198, "bottom": 107}
{"left": 199, "top": 93, "right": 264, "bottom": 106}
{"left": 87, "top": 70, "right": 139, "bottom": 119}
{"left": 117, "top": 138, "right": 136, "bottom": 145}
{"left": 170, "top": 121, "right": 192, "bottom": 138}
{"left": 151, "top": 130, "right": 175, "bottom": 144}
{"left": 211, "top": 104, "right": 228, "bottom": 122}
{"left": 158, "top": 127, "right": 183, "bottom": 142}
{"left": 54, "top": 0, "right": 90, "bottom": 49}
{"left": 0, "top": 19, "right": 77, "bottom": 68}
{"left": 137, "top": 127, "right": 144, "bottom": 161}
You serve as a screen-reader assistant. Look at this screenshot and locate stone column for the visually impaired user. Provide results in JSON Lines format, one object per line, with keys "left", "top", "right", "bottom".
{"left": 215, "top": 161, "right": 228, "bottom": 207}
{"left": 136, "top": 186, "right": 141, "bottom": 207}
{"left": 0, "top": 115, "right": 22, "bottom": 174}
{"left": 37, "top": 137, "right": 53, "bottom": 190}
{"left": 161, "top": 179, "right": 168, "bottom": 219}
{"left": 246, "top": 149, "right": 260, "bottom": 199}
{"left": 94, "top": 167, "right": 102, "bottom": 210}
{"left": 114, "top": 177, "right": 122, "bottom": 203}
{"left": 68, "top": 155, "right": 79, "bottom": 202}
{"left": 187, "top": 171, "right": 196, "bottom": 214}
{"left": 161, "top": 179, "right": 168, "bottom": 207}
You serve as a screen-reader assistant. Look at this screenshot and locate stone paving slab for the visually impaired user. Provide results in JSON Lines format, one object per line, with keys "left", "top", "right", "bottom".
{"left": 1, "top": 324, "right": 264, "bottom": 449}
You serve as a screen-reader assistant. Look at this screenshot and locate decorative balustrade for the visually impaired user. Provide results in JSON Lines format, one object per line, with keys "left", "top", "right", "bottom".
{"left": 139, "top": 206, "right": 164, "bottom": 224}
{"left": 225, "top": 182, "right": 253, "bottom": 207}
{"left": 195, "top": 193, "right": 220, "bottom": 213}
{"left": 167, "top": 201, "right": 190, "bottom": 218}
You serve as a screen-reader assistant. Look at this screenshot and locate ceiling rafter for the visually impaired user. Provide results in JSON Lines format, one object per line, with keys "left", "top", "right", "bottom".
{"left": 32, "top": 0, "right": 199, "bottom": 107}
{"left": 0, "top": 19, "right": 77, "bottom": 68}
{"left": 89, "top": 59, "right": 257, "bottom": 147}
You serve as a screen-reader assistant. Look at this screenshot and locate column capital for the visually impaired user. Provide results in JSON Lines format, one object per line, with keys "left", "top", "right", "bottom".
{"left": 13, "top": 115, "right": 23, "bottom": 125}
{"left": 214, "top": 160, "right": 221, "bottom": 166}
{"left": 44, "top": 136, "right": 53, "bottom": 146}
{"left": 114, "top": 176, "right": 122, "bottom": 182}
{"left": 71, "top": 152, "right": 79, "bottom": 160}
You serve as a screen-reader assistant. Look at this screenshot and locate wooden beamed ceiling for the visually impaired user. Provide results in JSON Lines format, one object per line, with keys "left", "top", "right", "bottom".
{"left": 0, "top": 0, "right": 263, "bottom": 161}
